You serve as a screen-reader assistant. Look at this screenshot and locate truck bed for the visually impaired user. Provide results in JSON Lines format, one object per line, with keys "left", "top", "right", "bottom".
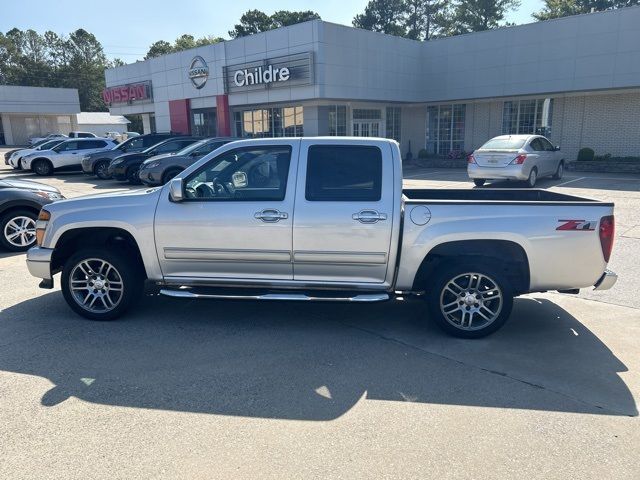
{"left": 402, "top": 188, "right": 612, "bottom": 206}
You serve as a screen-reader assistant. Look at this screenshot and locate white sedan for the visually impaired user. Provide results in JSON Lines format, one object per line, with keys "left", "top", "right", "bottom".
{"left": 21, "top": 138, "right": 117, "bottom": 176}
{"left": 467, "top": 135, "right": 565, "bottom": 188}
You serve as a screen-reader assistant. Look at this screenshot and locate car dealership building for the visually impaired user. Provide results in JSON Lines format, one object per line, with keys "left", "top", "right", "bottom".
{"left": 104, "top": 6, "right": 640, "bottom": 161}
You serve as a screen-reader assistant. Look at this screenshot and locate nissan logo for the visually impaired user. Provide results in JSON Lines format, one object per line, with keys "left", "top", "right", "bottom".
{"left": 188, "top": 56, "right": 209, "bottom": 89}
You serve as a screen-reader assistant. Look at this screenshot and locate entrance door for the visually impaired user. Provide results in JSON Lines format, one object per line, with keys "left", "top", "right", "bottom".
{"left": 352, "top": 121, "right": 381, "bottom": 137}
{"left": 154, "top": 141, "right": 299, "bottom": 282}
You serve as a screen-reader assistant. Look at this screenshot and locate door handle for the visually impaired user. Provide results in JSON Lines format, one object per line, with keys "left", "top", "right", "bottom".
{"left": 352, "top": 210, "right": 387, "bottom": 224}
{"left": 255, "top": 209, "right": 288, "bottom": 222}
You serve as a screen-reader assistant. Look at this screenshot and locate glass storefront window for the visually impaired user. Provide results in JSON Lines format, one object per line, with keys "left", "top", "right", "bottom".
{"left": 426, "top": 104, "right": 466, "bottom": 156}
{"left": 502, "top": 98, "right": 553, "bottom": 136}
{"left": 353, "top": 109, "right": 382, "bottom": 120}
{"left": 234, "top": 106, "right": 304, "bottom": 138}
{"left": 386, "top": 107, "right": 401, "bottom": 142}
{"left": 191, "top": 108, "right": 217, "bottom": 137}
{"left": 328, "top": 105, "right": 347, "bottom": 136}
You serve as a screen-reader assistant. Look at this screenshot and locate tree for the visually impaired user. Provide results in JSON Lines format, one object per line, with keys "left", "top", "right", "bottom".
{"left": 353, "top": 0, "right": 407, "bottom": 36}
{"left": 404, "top": 0, "right": 450, "bottom": 40}
{"left": 229, "top": 9, "right": 274, "bottom": 37}
{"left": 144, "top": 35, "right": 224, "bottom": 59}
{"left": 228, "top": 9, "right": 321, "bottom": 38}
{"left": 533, "top": 0, "right": 639, "bottom": 20}
{"left": 447, "top": 0, "right": 520, "bottom": 34}
{"left": 145, "top": 40, "right": 173, "bottom": 59}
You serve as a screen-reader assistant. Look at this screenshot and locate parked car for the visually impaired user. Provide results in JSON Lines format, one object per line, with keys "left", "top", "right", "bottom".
{"left": 6, "top": 138, "right": 56, "bottom": 163}
{"left": 26, "top": 138, "right": 617, "bottom": 338}
{"left": 68, "top": 131, "right": 98, "bottom": 139}
{"left": 82, "top": 133, "right": 179, "bottom": 180}
{"left": 138, "top": 137, "right": 237, "bottom": 186}
{"left": 8, "top": 139, "right": 67, "bottom": 170}
{"left": 0, "top": 177, "right": 64, "bottom": 251}
{"left": 21, "top": 138, "right": 117, "bottom": 176}
{"left": 468, "top": 135, "right": 564, "bottom": 188}
{"left": 108, "top": 137, "right": 201, "bottom": 184}
{"left": 28, "top": 133, "right": 67, "bottom": 146}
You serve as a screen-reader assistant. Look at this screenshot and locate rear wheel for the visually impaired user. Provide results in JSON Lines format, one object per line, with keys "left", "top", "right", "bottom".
{"left": 94, "top": 160, "right": 111, "bottom": 180}
{"left": 552, "top": 161, "right": 564, "bottom": 180}
{"left": 61, "top": 249, "right": 143, "bottom": 321}
{"left": 425, "top": 261, "right": 514, "bottom": 338}
{"left": 161, "top": 168, "right": 183, "bottom": 185}
{"left": 526, "top": 167, "right": 537, "bottom": 188}
{"left": 473, "top": 179, "right": 486, "bottom": 187}
{"left": 33, "top": 159, "right": 53, "bottom": 176}
{"left": 0, "top": 209, "right": 38, "bottom": 251}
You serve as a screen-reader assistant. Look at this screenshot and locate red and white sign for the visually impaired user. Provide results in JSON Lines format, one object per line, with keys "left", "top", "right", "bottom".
{"left": 102, "top": 81, "right": 152, "bottom": 104}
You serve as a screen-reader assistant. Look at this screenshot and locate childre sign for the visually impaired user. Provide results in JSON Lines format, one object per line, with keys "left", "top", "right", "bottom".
{"left": 224, "top": 52, "right": 313, "bottom": 94}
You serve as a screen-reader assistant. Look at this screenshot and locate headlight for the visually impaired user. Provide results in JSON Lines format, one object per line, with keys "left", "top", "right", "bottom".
{"left": 35, "top": 191, "right": 65, "bottom": 200}
{"left": 36, "top": 209, "right": 51, "bottom": 246}
{"left": 144, "top": 162, "right": 161, "bottom": 169}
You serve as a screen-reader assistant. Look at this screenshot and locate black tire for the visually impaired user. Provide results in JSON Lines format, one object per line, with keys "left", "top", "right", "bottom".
{"left": 425, "top": 260, "right": 514, "bottom": 339}
{"left": 526, "top": 167, "right": 538, "bottom": 188}
{"left": 161, "top": 168, "right": 183, "bottom": 185}
{"left": 94, "top": 160, "right": 111, "bottom": 180}
{"left": 126, "top": 166, "right": 142, "bottom": 185}
{"left": 61, "top": 248, "right": 144, "bottom": 321}
{"left": 552, "top": 160, "right": 564, "bottom": 180}
{"left": 0, "top": 209, "right": 38, "bottom": 252}
{"left": 473, "top": 179, "right": 486, "bottom": 187}
{"left": 33, "top": 158, "right": 53, "bottom": 176}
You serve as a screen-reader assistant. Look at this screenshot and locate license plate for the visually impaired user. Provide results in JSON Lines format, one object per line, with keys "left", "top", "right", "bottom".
{"left": 488, "top": 159, "right": 499, "bottom": 164}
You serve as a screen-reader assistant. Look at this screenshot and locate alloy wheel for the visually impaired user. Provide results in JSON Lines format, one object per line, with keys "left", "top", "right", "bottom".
{"left": 439, "top": 272, "right": 503, "bottom": 331}
{"left": 3, "top": 216, "right": 36, "bottom": 248}
{"left": 69, "top": 258, "right": 124, "bottom": 313}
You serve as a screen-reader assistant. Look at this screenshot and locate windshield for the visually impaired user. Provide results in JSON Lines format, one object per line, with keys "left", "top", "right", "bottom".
{"left": 176, "top": 139, "right": 210, "bottom": 156}
{"left": 480, "top": 137, "right": 527, "bottom": 150}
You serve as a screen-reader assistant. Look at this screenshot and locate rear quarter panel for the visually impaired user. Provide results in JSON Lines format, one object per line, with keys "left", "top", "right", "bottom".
{"left": 397, "top": 202, "right": 614, "bottom": 292}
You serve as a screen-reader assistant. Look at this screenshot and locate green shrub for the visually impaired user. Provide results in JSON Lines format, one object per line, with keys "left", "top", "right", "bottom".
{"left": 417, "top": 149, "right": 429, "bottom": 159}
{"left": 577, "top": 147, "right": 595, "bottom": 162}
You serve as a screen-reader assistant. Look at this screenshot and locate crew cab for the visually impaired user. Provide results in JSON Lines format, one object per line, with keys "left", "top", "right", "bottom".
{"left": 26, "top": 138, "right": 617, "bottom": 338}
{"left": 22, "top": 138, "right": 117, "bottom": 176}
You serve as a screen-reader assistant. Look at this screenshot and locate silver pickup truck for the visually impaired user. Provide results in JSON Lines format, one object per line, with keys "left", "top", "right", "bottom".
{"left": 26, "top": 138, "right": 617, "bottom": 338}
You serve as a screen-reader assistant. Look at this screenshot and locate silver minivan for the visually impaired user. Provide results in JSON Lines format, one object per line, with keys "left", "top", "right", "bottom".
{"left": 467, "top": 135, "right": 564, "bottom": 187}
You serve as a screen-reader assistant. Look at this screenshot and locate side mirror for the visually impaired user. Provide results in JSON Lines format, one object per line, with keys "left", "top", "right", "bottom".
{"left": 169, "top": 177, "right": 184, "bottom": 202}
{"left": 555, "top": 146, "right": 561, "bottom": 151}
{"left": 232, "top": 171, "right": 248, "bottom": 188}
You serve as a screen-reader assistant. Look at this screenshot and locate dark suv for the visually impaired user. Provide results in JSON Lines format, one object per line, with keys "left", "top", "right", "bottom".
{"left": 81, "top": 133, "right": 179, "bottom": 180}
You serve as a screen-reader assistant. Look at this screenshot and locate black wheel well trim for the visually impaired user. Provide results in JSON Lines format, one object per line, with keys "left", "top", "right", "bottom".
{"left": 51, "top": 227, "right": 147, "bottom": 277}
{"left": 0, "top": 201, "right": 44, "bottom": 218}
{"left": 411, "top": 239, "right": 531, "bottom": 295}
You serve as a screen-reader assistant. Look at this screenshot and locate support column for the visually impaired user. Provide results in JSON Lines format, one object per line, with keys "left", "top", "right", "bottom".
{"left": 1, "top": 115, "right": 14, "bottom": 145}
{"left": 216, "top": 94, "right": 231, "bottom": 137}
{"left": 169, "top": 99, "right": 191, "bottom": 135}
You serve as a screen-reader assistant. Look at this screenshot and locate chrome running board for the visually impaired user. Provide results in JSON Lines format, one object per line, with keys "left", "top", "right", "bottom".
{"left": 159, "top": 288, "right": 389, "bottom": 303}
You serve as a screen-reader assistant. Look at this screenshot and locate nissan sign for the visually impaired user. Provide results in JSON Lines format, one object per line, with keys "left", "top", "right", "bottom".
{"left": 102, "top": 81, "right": 152, "bottom": 105}
{"left": 224, "top": 52, "right": 313, "bottom": 94}
{"left": 188, "top": 56, "right": 209, "bottom": 89}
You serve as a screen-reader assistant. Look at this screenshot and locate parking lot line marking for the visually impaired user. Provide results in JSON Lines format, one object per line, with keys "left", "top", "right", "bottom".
{"left": 554, "top": 177, "right": 586, "bottom": 187}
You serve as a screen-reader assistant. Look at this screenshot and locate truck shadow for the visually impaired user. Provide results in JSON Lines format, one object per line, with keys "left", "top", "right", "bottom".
{"left": 0, "top": 292, "right": 636, "bottom": 420}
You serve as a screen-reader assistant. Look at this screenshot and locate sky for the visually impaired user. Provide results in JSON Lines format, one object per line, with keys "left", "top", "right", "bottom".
{"left": 1, "top": 0, "right": 544, "bottom": 61}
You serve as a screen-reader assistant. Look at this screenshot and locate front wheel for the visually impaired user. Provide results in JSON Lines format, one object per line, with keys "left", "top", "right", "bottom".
{"left": 61, "top": 249, "right": 143, "bottom": 321}
{"left": 473, "top": 179, "right": 486, "bottom": 187}
{"left": 426, "top": 261, "right": 514, "bottom": 338}
{"left": 95, "top": 160, "right": 111, "bottom": 180}
{"left": 126, "top": 166, "right": 142, "bottom": 185}
{"left": 33, "top": 159, "right": 53, "bottom": 176}
{"left": 0, "top": 209, "right": 38, "bottom": 251}
{"left": 162, "top": 168, "right": 183, "bottom": 185}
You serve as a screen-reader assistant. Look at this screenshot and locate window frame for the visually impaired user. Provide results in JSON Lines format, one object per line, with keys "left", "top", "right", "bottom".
{"left": 181, "top": 145, "right": 293, "bottom": 203}
{"left": 304, "top": 144, "right": 383, "bottom": 202}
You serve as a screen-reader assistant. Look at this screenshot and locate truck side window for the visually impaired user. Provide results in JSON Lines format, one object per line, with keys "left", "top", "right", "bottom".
{"left": 184, "top": 146, "right": 292, "bottom": 201}
{"left": 305, "top": 145, "right": 382, "bottom": 201}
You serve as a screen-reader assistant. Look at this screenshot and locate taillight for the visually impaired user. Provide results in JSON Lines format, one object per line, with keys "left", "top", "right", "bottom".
{"left": 467, "top": 154, "right": 476, "bottom": 164}
{"left": 509, "top": 154, "right": 527, "bottom": 165}
{"left": 599, "top": 215, "right": 615, "bottom": 262}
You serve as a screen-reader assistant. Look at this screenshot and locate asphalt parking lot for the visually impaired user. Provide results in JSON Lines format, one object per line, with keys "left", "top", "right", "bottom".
{"left": 1, "top": 153, "right": 639, "bottom": 479}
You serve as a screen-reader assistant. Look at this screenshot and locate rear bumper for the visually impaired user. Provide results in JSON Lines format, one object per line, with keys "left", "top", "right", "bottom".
{"left": 593, "top": 269, "right": 618, "bottom": 291}
{"left": 26, "top": 246, "right": 54, "bottom": 281}
{"left": 468, "top": 164, "right": 530, "bottom": 181}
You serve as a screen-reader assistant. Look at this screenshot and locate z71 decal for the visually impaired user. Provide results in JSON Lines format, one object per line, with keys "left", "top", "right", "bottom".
{"left": 556, "top": 219, "right": 597, "bottom": 231}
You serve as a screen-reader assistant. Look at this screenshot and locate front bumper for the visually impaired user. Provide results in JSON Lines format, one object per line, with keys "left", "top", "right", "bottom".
{"left": 468, "top": 164, "right": 530, "bottom": 181}
{"left": 81, "top": 158, "right": 95, "bottom": 174}
{"left": 593, "top": 270, "right": 618, "bottom": 291}
{"left": 26, "top": 246, "right": 54, "bottom": 281}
